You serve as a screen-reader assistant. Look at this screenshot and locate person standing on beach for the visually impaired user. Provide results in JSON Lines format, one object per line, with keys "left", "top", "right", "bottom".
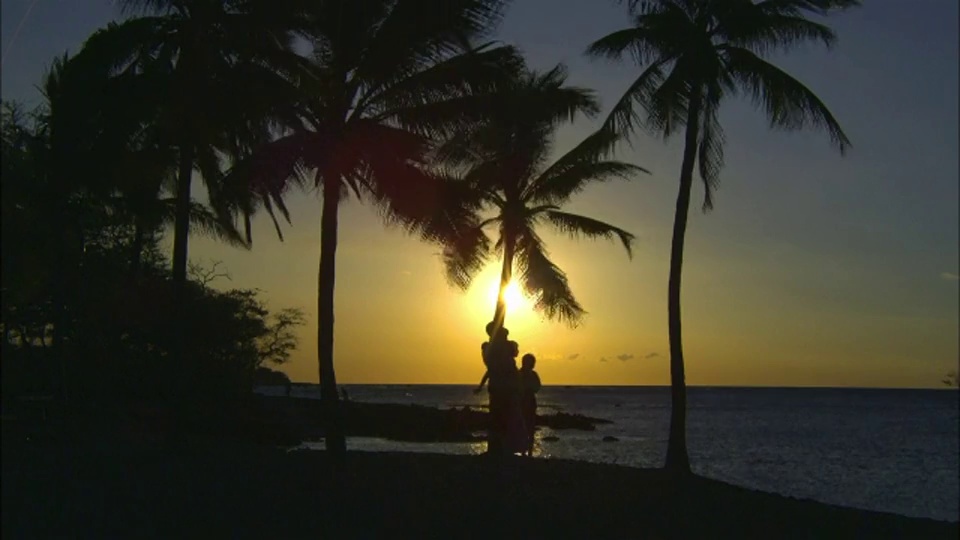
{"left": 477, "top": 323, "right": 523, "bottom": 455}
{"left": 519, "top": 353, "right": 541, "bottom": 456}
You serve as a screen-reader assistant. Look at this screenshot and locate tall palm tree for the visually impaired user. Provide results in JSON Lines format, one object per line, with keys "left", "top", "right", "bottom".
{"left": 587, "top": 0, "right": 856, "bottom": 473}
{"left": 74, "top": 0, "right": 306, "bottom": 285}
{"left": 227, "top": 0, "right": 529, "bottom": 456}
{"left": 438, "top": 67, "right": 645, "bottom": 328}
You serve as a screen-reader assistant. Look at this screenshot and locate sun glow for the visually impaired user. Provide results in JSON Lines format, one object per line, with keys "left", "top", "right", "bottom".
{"left": 462, "top": 266, "right": 539, "bottom": 331}
{"left": 488, "top": 279, "right": 532, "bottom": 313}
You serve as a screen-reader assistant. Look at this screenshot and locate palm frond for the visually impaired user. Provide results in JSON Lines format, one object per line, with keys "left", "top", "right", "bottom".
{"left": 531, "top": 160, "right": 646, "bottom": 207}
{"left": 157, "top": 198, "right": 249, "bottom": 249}
{"left": 187, "top": 202, "right": 250, "bottom": 249}
{"left": 442, "top": 223, "right": 491, "bottom": 290}
{"left": 228, "top": 131, "right": 322, "bottom": 191}
{"left": 515, "top": 231, "right": 585, "bottom": 326}
{"left": 697, "top": 81, "right": 726, "bottom": 212}
{"left": 544, "top": 210, "right": 635, "bottom": 258}
{"left": 597, "top": 59, "right": 670, "bottom": 137}
{"left": 220, "top": 131, "right": 318, "bottom": 242}
{"left": 715, "top": 1, "right": 840, "bottom": 55}
{"left": 339, "top": 121, "right": 464, "bottom": 242}
{"left": 117, "top": 0, "right": 179, "bottom": 15}
{"left": 377, "top": 63, "right": 598, "bottom": 138}
{"left": 646, "top": 56, "right": 698, "bottom": 137}
{"left": 352, "top": 0, "right": 507, "bottom": 96}
{"left": 431, "top": 127, "right": 489, "bottom": 168}
{"left": 755, "top": 0, "right": 861, "bottom": 17}
{"left": 522, "top": 65, "right": 600, "bottom": 122}
{"left": 525, "top": 128, "right": 647, "bottom": 204}
{"left": 724, "top": 46, "right": 851, "bottom": 154}
{"left": 359, "top": 43, "right": 522, "bottom": 131}
{"left": 585, "top": 26, "right": 663, "bottom": 66}
{"left": 72, "top": 17, "right": 169, "bottom": 76}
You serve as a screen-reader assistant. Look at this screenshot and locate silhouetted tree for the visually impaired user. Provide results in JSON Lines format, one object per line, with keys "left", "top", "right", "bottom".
{"left": 227, "top": 0, "right": 519, "bottom": 456}
{"left": 438, "top": 67, "right": 643, "bottom": 328}
{"left": 944, "top": 372, "right": 958, "bottom": 388}
{"left": 74, "top": 0, "right": 306, "bottom": 285}
{"left": 588, "top": 0, "right": 857, "bottom": 473}
{"left": 1, "top": 91, "right": 304, "bottom": 406}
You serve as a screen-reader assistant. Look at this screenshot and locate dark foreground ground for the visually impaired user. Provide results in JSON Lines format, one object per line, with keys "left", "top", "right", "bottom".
{"left": 3, "top": 437, "right": 957, "bottom": 540}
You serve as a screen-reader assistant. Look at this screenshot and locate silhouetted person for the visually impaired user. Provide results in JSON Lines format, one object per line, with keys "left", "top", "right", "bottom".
{"left": 479, "top": 323, "right": 523, "bottom": 455}
{"left": 519, "top": 353, "right": 541, "bottom": 456}
{"left": 340, "top": 387, "right": 349, "bottom": 402}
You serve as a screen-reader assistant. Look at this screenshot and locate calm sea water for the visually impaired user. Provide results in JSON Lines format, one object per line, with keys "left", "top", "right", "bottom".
{"left": 258, "top": 384, "right": 959, "bottom": 521}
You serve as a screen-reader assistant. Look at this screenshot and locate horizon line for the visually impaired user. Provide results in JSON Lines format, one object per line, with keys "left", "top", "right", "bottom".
{"left": 284, "top": 383, "right": 957, "bottom": 391}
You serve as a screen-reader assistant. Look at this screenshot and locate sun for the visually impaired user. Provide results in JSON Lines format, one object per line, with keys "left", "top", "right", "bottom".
{"left": 488, "top": 279, "right": 531, "bottom": 313}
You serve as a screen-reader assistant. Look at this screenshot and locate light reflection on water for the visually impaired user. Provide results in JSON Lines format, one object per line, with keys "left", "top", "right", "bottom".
{"left": 294, "top": 429, "right": 554, "bottom": 459}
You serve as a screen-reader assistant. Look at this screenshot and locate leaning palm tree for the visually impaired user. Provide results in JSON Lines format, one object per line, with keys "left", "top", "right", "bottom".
{"left": 438, "top": 66, "right": 644, "bottom": 329}
{"left": 587, "top": 0, "right": 857, "bottom": 473}
{"left": 227, "top": 0, "right": 534, "bottom": 456}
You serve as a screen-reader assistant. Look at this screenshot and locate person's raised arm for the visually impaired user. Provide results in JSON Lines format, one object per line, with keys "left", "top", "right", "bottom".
{"left": 474, "top": 371, "right": 489, "bottom": 394}
{"left": 474, "top": 342, "right": 490, "bottom": 394}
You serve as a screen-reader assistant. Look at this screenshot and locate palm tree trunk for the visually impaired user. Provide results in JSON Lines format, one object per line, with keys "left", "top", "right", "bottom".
{"left": 491, "top": 234, "right": 516, "bottom": 330}
{"left": 318, "top": 177, "right": 346, "bottom": 457}
{"left": 171, "top": 147, "right": 194, "bottom": 284}
{"left": 664, "top": 89, "right": 702, "bottom": 475}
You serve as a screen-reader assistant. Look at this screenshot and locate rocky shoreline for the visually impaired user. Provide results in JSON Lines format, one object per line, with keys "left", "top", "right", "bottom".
{"left": 0, "top": 394, "right": 612, "bottom": 447}
{"left": 256, "top": 395, "right": 612, "bottom": 444}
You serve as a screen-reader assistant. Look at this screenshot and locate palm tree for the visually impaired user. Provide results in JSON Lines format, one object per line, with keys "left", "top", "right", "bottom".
{"left": 227, "top": 0, "right": 528, "bottom": 456}
{"left": 73, "top": 0, "right": 306, "bottom": 285}
{"left": 438, "top": 67, "right": 644, "bottom": 329}
{"left": 40, "top": 51, "right": 255, "bottom": 279}
{"left": 587, "top": 0, "right": 856, "bottom": 473}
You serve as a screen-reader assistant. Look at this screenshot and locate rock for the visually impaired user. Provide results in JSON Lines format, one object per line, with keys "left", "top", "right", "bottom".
{"left": 602, "top": 435, "right": 619, "bottom": 442}
{"left": 253, "top": 395, "right": 611, "bottom": 445}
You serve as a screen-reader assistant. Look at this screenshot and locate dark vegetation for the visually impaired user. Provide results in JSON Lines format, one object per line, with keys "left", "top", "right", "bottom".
{"left": 1, "top": 101, "right": 304, "bottom": 412}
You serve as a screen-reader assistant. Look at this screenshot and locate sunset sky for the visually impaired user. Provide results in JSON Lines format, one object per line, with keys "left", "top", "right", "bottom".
{"left": 2, "top": 0, "right": 957, "bottom": 387}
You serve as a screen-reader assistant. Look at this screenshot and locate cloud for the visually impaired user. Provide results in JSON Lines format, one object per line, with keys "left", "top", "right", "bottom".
{"left": 617, "top": 353, "right": 635, "bottom": 362}
{"left": 942, "top": 272, "right": 959, "bottom": 281}
{"left": 400, "top": 270, "right": 412, "bottom": 277}
{"left": 643, "top": 352, "right": 660, "bottom": 359}
{"left": 567, "top": 353, "right": 580, "bottom": 360}
{"left": 599, "top": 357, "right": 608, "bottom": 362}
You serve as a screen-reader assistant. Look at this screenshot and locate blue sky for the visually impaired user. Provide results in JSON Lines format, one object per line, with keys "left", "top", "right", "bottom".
{"left": 2, "top": 0, "right": 957, "bottom": 386}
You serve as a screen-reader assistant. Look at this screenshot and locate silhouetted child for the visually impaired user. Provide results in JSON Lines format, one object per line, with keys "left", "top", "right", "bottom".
{"left": 519, "top": 353, "right": 541, "bottom": 456}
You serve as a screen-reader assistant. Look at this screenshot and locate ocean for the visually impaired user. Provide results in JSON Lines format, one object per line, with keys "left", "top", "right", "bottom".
{"left": 258, "top": 384, "right": 959, "bottom": 522}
